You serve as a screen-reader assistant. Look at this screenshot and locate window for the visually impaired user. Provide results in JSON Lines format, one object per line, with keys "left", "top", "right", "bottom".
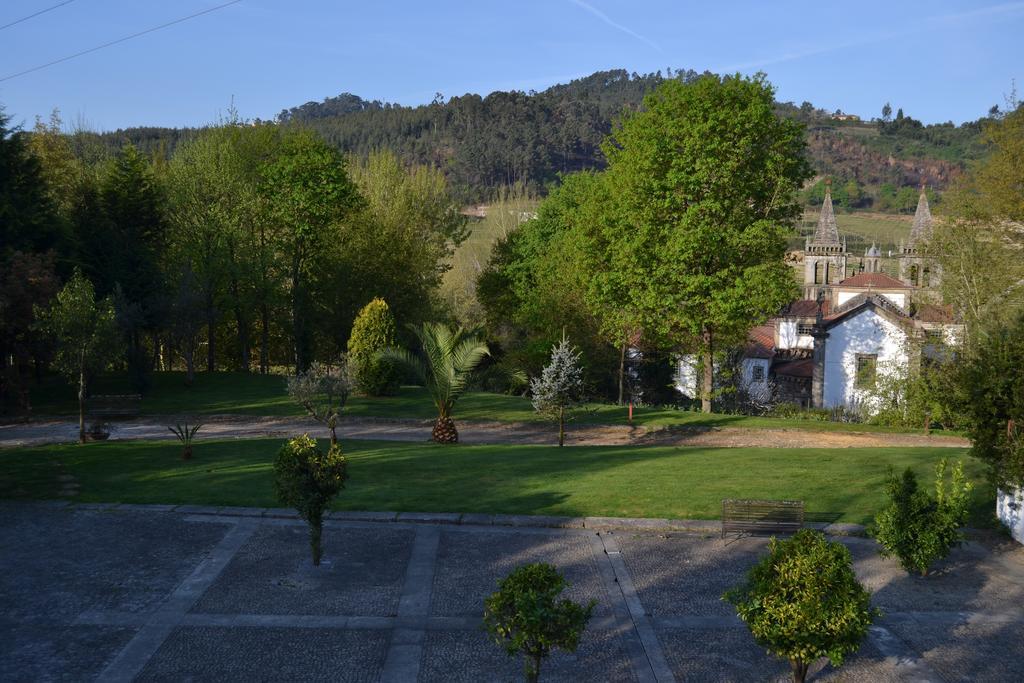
{"left": 814, "top": 262, "right": 823, "bottom": 284}
{"left": 797, "top": 324, "right": 814, "bottom": 335}
{"left": 751, "top": 365, "right": 765, "bottom": 382}
{"left": 855, "top": 354, "right": 877, "bottom": 389}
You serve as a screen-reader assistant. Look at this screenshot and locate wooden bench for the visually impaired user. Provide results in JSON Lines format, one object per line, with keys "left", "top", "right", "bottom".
{"left": 87, "top": 394, "right": 143, "bottom": 419}
{"left": 721, "top": 499, "right": 805, "bottom": 539}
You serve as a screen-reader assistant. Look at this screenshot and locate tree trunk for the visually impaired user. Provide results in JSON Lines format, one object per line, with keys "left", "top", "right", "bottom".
{"left": 309, "top": 509, "right": 323, "bottom": 567}
{"left": 558, "top": 406, "right": 565, "bottom": 447}
{"left": 524, "top": 653, "right": 541, "bottom": 683}
{"left": 78, "top": 352, "right": 86, "bottom": 444}
{"left": 291, "top": 251, "right": 304, "bottom": 373}
{"left": 617, "top": 343, "right": 626, "bottom": 405}
{"left": 790, "top": 658, "right": 809, "bottom": 683}
{"left": 231, "top": 276, "right": 250, "bottom": 373}
{"left": 260, "top": 303, "right": 270, "bottom": 375}
{"left": 184, "top": 347, "right": 195, "bottom": 387}
{"left": 206, "top": 291, "right": 216, "bottom": 373}
{"left": 432, "top": 416, "right": 459, "bottom": 443}
{"left": 701, "top": 327, "right": 714, "bottom": 414}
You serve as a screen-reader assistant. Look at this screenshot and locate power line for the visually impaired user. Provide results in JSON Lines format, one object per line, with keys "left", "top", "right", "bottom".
{"left": 0, "top": 0, "right": 77, "bottom": 31}
{"left": 0, "top": 0, "right": 242, "bottom": 83}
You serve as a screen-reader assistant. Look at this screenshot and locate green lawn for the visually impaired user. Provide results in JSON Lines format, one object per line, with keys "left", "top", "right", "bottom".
{"left": 24, "top": 371, "right": 945, "bottom": 435}
{"left": 0, "top": 438, "right": 989, "bottom": 526}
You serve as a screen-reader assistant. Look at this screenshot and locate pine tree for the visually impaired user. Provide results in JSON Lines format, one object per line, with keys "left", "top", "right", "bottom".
{"left": 530, "top": 335, "right": 586, "bottom": 446}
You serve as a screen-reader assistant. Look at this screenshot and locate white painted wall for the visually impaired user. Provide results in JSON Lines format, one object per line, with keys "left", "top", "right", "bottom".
{"left": 997, "top": 487, "right": 1024, "bottom": 545}
{"left": 777, "top": 321, "right": 813, "bottom": 350}
{"left": 675, "top": 355, "right": 698, "bottom": 398}
{"left": 822, "top": 308, "right": 908, "bottom": 411}
{"left": 741, "top": 358, "right": 771, "bottom": 400}
{"left": 836, "top": 290, "right": 906, "bottom": 309}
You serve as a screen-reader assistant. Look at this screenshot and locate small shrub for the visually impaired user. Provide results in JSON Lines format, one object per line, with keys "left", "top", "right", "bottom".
{"left": 168, "top": 422, "right": 202, "bottom": 460}
{"left": 273, "top": 435, "right": 348, "bottom": 566}
{"left": 873, "top": 459, "right": 972, "bottom": 576}
{"left": 724, "top": 529, "right": 878, "bottom": 683}
{"left": 286, "top": 361, "right": 351, "bottom": 446}
{"left": 347, "top": 298, "right": 402, "bottom": 396}
{"left": 483, "top": 562, "right": 595, "bottom": 683}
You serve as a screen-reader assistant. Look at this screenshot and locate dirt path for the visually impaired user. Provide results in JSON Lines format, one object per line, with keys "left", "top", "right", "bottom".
{"left": 0, "top": 415, "right": 969, "bottom": 449}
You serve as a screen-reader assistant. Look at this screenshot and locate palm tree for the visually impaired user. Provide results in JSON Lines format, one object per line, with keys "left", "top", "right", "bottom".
{"left": 382, "top": 322, "right": 490, "bottom": 443}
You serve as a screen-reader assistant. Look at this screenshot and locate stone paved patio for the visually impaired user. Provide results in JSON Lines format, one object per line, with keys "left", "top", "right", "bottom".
{"left": 2, "top": 502, "right": 1023, "bottom": 682}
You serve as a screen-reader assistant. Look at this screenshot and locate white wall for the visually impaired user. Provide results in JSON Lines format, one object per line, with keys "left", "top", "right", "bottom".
{"left": 822, "top": 308, "right": 908, "bottom": 410}
{"left": 741, "top": 358, "right": 771, "bottom": 401}
{"left": 777, "top": 321, "right": 813, "bottom": 350}
{"left": 836, "top": 290, "right": 906, "bottom": 309}
{"left": 675, "top": 355, "right": 698, "bottom": 398}
{"left": 997, "top": 487, "right": 1024, "bottom": 545}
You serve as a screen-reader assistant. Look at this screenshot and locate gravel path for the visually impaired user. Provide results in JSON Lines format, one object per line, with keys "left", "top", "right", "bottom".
{"left": 0, "top": 414, "right": 969, "bottom": 449}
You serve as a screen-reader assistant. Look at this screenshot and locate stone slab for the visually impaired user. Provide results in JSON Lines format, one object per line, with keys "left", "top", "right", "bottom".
{"left": 113, "top": 503, "right": 178, "bottom": 513}
{"left": 172, "top": 505, "right": 221, "bottom": 515}
{"left": 136, "top": 626, "right": 388, "bottom": 682}
{"left": 458, "top": 513, "right": 493, "bottom": 526}
{"left": 262, "top": 507, "right": 301, "bottom": 519}
{"left": 329, "top": 510, "right": 398, "bottom": 522}
{"left": 190, "top": 524, "right": 415, "bottom": 617}
{"left": 397, "top": 511, "right": 462, "bottom": 524}
{"left": 492, "top": 513, "right": 584, "bottom": 528}
{"left": 214, "top": 506, "right": 267, "bottom": 517}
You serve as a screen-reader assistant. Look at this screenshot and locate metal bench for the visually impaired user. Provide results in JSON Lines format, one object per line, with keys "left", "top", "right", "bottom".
{"left": 721, "top": 499, "right": 805, "bottom": 539}
{"left": 87, "top": 394, "right": 143, "bottom": 419}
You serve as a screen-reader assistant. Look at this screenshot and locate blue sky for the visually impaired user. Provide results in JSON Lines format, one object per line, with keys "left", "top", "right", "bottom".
{"left": 1, "top": 0, "right": 1021, "bottom": 131}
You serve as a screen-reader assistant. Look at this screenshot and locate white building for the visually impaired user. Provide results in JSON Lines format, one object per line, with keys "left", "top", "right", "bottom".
{"left": 679, "top": 182, "right": 963, "bottom": 412}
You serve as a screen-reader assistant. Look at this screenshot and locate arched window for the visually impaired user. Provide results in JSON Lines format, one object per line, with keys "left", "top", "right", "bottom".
{"left": 909, "top": 264, "right": 919, "bottom": 286}
{"left": 814, "top": 261, "right": 823, "bottom": 284}
{"left": 922, "top": 267, "right": 931, "bottom": 287}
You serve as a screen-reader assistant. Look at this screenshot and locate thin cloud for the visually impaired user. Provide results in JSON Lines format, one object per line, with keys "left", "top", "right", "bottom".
{"left": 716, "top": 1, "right": 1024, "bottom": 73}
{"left": 567, "top": 0, "right": 663, "bottom": 54}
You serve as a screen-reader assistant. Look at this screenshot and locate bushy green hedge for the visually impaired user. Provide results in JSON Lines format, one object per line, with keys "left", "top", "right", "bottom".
{"left": 347, "top": 298, "right": 401, "bottom": 396}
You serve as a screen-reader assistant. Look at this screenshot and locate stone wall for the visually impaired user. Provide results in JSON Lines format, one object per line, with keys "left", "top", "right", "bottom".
{"left": 997, "top": 487, "right": 1024, "bottom": 545}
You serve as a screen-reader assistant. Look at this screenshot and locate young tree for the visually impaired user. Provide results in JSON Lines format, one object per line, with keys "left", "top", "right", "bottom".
{"left": 382, "top": 322, "right": 489, "bottom": 443}
{"left": 873, "top": 460, "right": 972, "bottom": 576}
{"left": 273, "top": 435, "right": 348, "bottom": 566}
{"left": 600, "top": 75, "right": 811, "bottom": 412}
{"left": 530, "top": 335, "right": 586, "bottom": 446}
{"left": 483, "top": 563, "right": 596, "bottom": 683}
{"left": 347, "top": 298, "right": 401, "bottom": 396}
{"left": 286, "top": 361, "right": 351, "bottom": 446}
{"left": 724, "top": 530, "right": 877, "bottom": 683}
{"left": 34, "top": 270, "right": 120, "bottom": 442}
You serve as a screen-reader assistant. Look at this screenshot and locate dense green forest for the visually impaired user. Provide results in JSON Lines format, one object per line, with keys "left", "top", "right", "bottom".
{"left": 70, "top": 69, "right": 991, "bottom": 206}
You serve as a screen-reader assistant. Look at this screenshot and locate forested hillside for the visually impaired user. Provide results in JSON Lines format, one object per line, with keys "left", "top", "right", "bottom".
{"left": 82, "top": 69, "right": 990, "bottom": 206}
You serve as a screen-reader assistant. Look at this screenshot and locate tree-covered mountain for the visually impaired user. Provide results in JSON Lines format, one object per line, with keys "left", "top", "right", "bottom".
{"left": 82, "top": 69, "right": 992, "bottom": 206}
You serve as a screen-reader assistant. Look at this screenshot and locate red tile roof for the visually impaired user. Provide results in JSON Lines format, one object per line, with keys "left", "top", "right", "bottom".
{"left": 744, "top": 324, "right": 775, "bottom": 359}
{"left": 913, "top": 303, "right": 955, "bottom": 323}
{"left": 780, "top": 299, "right": 830, "bottom": 318}
{"left": 837, "top": 272, "right": 911, "bottom": 289}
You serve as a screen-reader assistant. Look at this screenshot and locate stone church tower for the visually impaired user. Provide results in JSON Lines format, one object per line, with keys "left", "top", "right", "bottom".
{"left": 898, "top": 186, "right": 940, "bottom": 289}
{"left": 803, "top": 180, "right": 850, "bottom": 299}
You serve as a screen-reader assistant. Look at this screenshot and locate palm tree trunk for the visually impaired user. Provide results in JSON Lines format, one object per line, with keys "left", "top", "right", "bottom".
{"left": 432, "top": 416, "right": 459, "bottom": 443}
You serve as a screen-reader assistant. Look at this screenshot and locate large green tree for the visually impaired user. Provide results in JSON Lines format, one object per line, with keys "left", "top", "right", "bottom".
{"left": 599, "top": 74, "right": 811, "bottom": 412}
{"left": 261, "top": 130, "right": 362, "bottom": 372}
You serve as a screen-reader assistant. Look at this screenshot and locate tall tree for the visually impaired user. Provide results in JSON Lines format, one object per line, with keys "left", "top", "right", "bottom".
{"left": 599, "top": 75, "right": 811, "bottom": 412}
{"left": 261, "top": 130, "right": 362, "bottom": 372}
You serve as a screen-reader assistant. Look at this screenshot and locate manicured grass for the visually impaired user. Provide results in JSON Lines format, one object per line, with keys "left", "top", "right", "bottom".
{"left": 0, "top": 438, "right": 989, "bottom": 526}
{"left": 25, "top": 372, "right": 947, "bottom": 435}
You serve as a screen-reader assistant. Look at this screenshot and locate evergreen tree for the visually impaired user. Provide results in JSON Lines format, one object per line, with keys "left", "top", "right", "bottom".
{"left": 347, "top": 298, "right": 401, "bottom": 396}
{"left": 530, "top": 335, "right": 586, "bottom": 446}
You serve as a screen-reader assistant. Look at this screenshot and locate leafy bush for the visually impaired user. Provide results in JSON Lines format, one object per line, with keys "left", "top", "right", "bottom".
{"left": 286, "top": 361, "right": 351, "bottom": 445}
{"left": 724, "top": 529, "right": 877, "bottom": 683}
{"left": 483, "top": 562, "right": 595, "bottom": 683}
{"left": 873, "top": 459, "right": 972, "bottom": 576}
{"left": 273, "top": 435, "right": 348, "bottom": 566}
{"left": 347, "top": 298, "right": 401, "bottom": 396}
{"left": 955, "top": 313, "right": 1024, "bottom": 490}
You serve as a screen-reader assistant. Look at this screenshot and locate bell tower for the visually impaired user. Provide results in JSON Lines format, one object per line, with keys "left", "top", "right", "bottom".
{"left": 898, "top": 184, "right": 940, "bottom": 290}
{"left": 803, "top": 179, "right": 850, "bottom": 299}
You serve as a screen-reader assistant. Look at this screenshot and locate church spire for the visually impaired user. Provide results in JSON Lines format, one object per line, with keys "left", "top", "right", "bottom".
{"left": 812, "top": 178, "right": 840, "bottom": 245}
{"left": 907, "top": 183, "right": 933, "bottom": 248}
